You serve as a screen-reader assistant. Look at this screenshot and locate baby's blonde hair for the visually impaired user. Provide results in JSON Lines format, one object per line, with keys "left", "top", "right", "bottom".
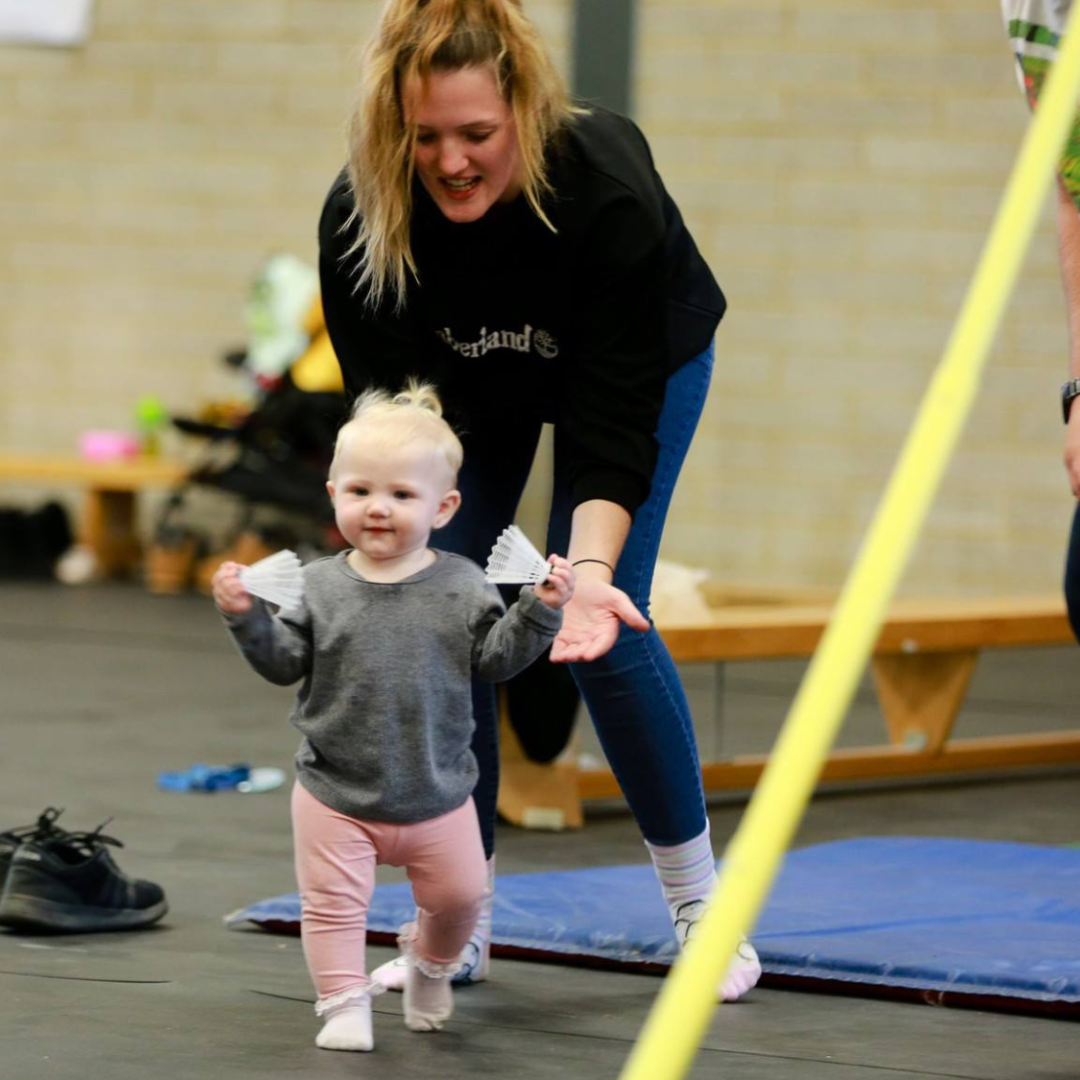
{"left": 330, "top": 379, "right": 463, "bottom": 480}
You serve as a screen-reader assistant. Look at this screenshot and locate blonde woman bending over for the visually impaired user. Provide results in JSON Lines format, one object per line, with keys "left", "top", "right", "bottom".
{"left": 319, "top": 0, "right": 761, "bottom": 1001}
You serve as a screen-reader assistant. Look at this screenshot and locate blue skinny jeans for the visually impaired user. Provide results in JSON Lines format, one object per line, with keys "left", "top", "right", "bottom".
{"left": 437, "top": 344, "right": 715, "bottom": 855}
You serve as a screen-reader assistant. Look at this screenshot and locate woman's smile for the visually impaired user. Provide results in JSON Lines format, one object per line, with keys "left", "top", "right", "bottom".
{"left": 441, "top": 176, "right": 481, "bottom": 200}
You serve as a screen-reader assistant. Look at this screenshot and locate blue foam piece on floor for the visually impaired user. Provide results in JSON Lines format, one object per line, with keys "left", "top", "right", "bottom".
{"left": 226, "top": 837, "right": 1080, "bottom": 1004}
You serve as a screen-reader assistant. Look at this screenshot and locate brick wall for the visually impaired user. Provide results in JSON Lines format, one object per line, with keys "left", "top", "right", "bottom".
{"left": 637, "top": 0, "right": 1073, "bottom": 595}
{"left": 1, "top": 0, "right": 1070, "bottom": 594}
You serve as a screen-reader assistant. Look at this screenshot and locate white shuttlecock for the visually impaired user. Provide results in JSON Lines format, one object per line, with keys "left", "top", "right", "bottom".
{"left": 485, "top": 525, "right": 552, "bottom": 585}
{"left": 239, "top": 549, "right": 304, "bottom": 608}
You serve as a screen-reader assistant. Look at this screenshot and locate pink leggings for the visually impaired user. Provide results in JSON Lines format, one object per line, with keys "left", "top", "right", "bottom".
{"left": 291, "top": 782, "right": 487, "bottom": 1005}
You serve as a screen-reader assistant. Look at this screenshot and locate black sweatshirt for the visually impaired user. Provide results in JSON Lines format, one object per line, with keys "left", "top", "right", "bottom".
{"left": 318, "top": 106, "right": 725, "bottom": 516}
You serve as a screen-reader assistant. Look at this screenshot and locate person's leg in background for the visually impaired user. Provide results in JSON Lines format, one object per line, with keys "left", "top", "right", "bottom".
{"left": 370, "top": 416, "right": 543, "bottom": 991}
{"left": 1064, "top": 504, "right": 1080, "bottom": 642}
{"left": 503, "top": 647, "right": 580, "bottom": 762}
{"left": 548, "top": 343, "right": 761, "bottom": 1001}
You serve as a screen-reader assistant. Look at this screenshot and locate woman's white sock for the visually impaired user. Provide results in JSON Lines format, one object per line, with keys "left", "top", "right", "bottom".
{"left": 644, "top": 825, "right": 718, "bottom": 919}
{"left": 645, "top": 826, "right": 762, "bottom": 1002}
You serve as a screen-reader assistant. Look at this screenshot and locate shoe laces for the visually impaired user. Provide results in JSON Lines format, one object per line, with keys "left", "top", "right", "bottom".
{"left": 1, "top": 806, "right": 69, "bottom": 846}
{"left": 52, "top": 817, "right": 125, "bottom": 857}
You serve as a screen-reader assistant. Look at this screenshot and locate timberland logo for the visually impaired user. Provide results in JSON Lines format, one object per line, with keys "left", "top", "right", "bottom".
{"left": 435, "top": 325, "right": 558, "bottom": 360}
{"left": 534, "top": 329, "right": 558, "bottom": 359}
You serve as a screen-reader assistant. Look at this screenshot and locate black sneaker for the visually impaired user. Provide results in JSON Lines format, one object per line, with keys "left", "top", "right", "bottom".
{"left": 0, "top": 821, "right": 167, "bottom": 933}
{"left": 0, "top": 808, "right": 68, "bottom": 890}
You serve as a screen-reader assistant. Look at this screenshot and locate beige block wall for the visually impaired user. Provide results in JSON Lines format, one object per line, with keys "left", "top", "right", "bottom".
{"left": 0, "top": 0, "right": 1071, "bottom": 595}
{"left": 640, "top": 0, "right": 1073, "bottom": 595}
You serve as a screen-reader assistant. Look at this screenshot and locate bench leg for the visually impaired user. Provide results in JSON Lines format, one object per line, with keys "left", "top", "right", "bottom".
{"left": 81, "top": 489, "right": 144, "bottom": 579}
{"left": 871, "top": 650, "right": 978, "bottom": 752}
{"left": 496, "top": 696, "right": 583, "bottom": 830}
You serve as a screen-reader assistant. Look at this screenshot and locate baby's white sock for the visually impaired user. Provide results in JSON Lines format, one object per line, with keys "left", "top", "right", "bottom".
{"left": 403, "top": 964, "right": 453, "bottom": 1032}
{"left": 315, "top": 997, "right": 373, "bottom": 1051}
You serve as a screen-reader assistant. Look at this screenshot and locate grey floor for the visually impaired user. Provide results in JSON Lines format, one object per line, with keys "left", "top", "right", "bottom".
{"left": 1, "top": 579, "right": 1077, "bottom": 1079}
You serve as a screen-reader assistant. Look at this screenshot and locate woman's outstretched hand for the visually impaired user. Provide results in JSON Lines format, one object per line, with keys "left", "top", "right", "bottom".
{"left": 550, "top": 577, "right": 649, "bottom": 663}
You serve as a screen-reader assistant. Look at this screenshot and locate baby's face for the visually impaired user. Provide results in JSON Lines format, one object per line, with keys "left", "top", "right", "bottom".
{"left": 328, "top": 432, "right": 458, "bottom": 564}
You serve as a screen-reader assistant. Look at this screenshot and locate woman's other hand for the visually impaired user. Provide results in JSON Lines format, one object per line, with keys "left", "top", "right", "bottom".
{"left": 550, "top": 574, "right": 649, "bottom": 663}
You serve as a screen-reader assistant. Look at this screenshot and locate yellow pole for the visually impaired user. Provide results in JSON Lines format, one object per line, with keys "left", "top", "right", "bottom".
{"left": 619, "top": 9, "right": 1080, "bottom": 1080}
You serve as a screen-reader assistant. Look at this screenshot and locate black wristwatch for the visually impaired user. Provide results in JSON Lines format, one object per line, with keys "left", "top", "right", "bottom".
{"left": 1063, "top": 378, "right": 1080, "bottom": 423}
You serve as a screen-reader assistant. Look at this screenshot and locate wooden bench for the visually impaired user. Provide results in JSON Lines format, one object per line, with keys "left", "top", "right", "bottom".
{"left": 497, "top": 587, "right": 1080, "bottom": 829}
{"left": 0, "top": 454, "right": 189, "bottom": 577}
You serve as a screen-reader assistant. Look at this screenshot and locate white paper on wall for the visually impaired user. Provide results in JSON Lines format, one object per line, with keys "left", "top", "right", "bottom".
{"left": 0, "top": 0, "right": 94, "bottom": 47}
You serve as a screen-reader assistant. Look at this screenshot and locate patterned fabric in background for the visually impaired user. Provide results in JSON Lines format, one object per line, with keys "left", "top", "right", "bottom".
{"left": 1002, "top": 0, "right": 1080, "bottom": 208}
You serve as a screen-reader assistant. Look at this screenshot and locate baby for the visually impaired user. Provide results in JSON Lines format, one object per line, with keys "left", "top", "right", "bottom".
{"left": 213, "top": 381, "right": 574, "bottom": 1051}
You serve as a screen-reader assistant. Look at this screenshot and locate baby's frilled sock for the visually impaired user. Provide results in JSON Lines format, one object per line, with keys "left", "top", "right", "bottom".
{"left": 403, "top": 963, "right": 453, "bottom": 1032}
{"left": 315, "top": 995, "right": 373, "bottom": 1052}
{"left": 645, "top": 826, "right": 762, "bottom": 1002}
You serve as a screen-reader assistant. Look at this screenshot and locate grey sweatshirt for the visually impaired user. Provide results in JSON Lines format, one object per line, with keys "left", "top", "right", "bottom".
{"left": 223, "top": 550, "right": 562, "bottom": 823}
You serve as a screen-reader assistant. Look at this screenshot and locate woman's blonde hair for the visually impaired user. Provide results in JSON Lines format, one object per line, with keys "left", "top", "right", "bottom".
{"left": 344, "top": 0, "right": 581, "bottom": 309}
{"left": 331, "top": 378, "right": 464, "bottom": 479}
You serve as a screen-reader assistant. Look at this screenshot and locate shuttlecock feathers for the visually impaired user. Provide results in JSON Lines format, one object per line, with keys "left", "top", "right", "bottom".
{"left": 239, "top": 549, "right": 305, "bottom": 608}
{"left": 485, "top": 525, "right": 551, "bottom": 585}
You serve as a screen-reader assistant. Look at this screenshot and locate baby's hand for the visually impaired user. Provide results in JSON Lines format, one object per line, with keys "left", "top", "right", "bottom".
{"left": 534, "top": 554, "right": 575, "bottom": 610}
{"left": 212, "top": 561, "right": 253, "bottom": 615}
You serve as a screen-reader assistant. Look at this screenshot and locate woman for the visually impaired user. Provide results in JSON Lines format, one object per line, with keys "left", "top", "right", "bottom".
{"left": 318, "top": 0, "right": 760, "bottom": 1001}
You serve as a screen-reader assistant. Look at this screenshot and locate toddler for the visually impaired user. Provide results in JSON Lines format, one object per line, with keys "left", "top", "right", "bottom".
{"left": 213, "top": 381, "right": 574, "bottom": 1051}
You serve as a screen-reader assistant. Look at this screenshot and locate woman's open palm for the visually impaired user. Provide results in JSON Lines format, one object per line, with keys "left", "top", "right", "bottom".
{"left": 550, "top": 578, "right": 649, "bottom": 663}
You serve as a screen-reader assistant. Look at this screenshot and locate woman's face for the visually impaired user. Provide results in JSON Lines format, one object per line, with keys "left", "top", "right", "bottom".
{"left": 405, "top": 65, "right": 522, "bottom": 224}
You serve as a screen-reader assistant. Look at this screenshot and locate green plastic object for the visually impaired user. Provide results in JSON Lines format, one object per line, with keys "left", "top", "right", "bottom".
{"left": 135, "top": 395, "right": 169, "bottom": 456}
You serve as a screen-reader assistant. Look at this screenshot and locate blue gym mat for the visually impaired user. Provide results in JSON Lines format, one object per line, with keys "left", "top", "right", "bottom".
{"left": 226, "top": 838, "right": 1080, "bottom": 1012}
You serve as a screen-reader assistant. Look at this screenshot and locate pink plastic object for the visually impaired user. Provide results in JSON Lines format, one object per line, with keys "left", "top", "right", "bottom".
{"left": 79, "top": 430, "right": 141, "bottom": 462}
